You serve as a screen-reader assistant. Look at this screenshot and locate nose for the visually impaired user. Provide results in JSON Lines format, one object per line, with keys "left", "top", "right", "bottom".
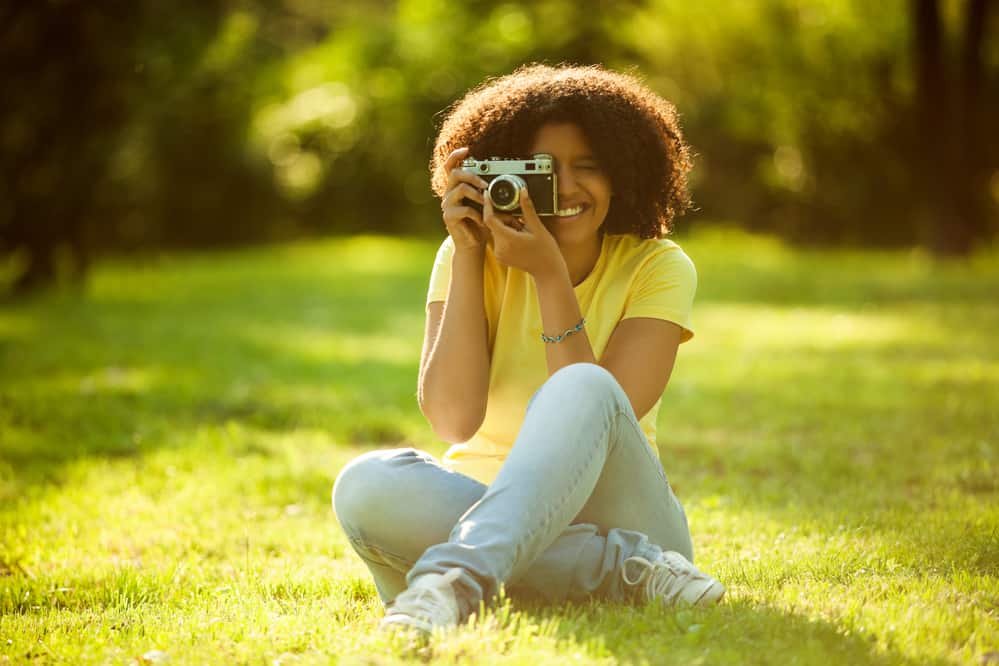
{"left": 556, "top": 164, "right": 579, "bottom": 199}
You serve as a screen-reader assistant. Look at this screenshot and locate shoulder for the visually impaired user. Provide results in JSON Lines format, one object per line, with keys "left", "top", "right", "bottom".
{"left": 434, "top": 235, "right": 455, "bottom": 260}
{"left": 604, "top": 234, "right": 696, "bottom": 285}
{"left": 429, "top": 236, "right": 458, "bottom": 277}
{"left": 429, "top": 236, "right": 509, "bottom": 284}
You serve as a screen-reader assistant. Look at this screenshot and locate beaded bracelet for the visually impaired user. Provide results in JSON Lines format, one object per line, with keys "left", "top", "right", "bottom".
{"left": 540, "top": 318, "right": 586, "bottom": 343}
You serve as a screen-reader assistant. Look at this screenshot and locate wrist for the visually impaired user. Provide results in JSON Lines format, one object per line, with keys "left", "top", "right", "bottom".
{"left": 453, "top": 244, "right": 485, "bottom": 262}
{"left": 531, "top": 259, "right": 570, "bottom": 289}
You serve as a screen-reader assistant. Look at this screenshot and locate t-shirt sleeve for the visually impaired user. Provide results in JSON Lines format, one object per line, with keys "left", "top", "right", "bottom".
{"left": 426, "top": 236, "right": 455, "bottom": 309}
{"left": 622, "top": 247, "right": 697, "bottom": 342}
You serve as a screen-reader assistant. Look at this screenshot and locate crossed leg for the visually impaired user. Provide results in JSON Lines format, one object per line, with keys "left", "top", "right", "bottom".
{"left": 333, "top": 363, "right": 692, "bottom": 614}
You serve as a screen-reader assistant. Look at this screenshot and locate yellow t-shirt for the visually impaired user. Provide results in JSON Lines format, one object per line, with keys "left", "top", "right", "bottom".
{"left": 426, "top": 232, "right": 697, "bottom": 485}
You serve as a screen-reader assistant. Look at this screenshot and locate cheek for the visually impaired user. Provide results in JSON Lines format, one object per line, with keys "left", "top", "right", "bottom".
{"left": 597, "top": 184, "right": 613, "bottom": 210}
{"left": 595, "top": 177, "right": 613, "bottom": 203}
{"left": 581, "top": 174, "right": 613, "bottom": 203}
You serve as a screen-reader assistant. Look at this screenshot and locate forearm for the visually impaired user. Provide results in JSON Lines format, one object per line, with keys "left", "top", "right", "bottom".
{"left": 419, "top": 248, "right": 491, "bottom": 441}
{"left": 533, "top": 265, "right": 597, "bottom": 376}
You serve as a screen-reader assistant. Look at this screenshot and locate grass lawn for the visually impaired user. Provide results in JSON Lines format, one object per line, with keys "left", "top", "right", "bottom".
{"left": 1, "top": 228, "right": 997, "bottom": 664}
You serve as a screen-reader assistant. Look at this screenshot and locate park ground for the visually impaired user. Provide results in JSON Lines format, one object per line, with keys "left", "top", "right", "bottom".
{"left": 1, "top": 228, "right": 997, "bottom": 664}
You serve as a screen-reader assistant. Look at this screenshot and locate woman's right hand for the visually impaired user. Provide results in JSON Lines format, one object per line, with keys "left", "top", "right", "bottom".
{"left": 440, "top": 147, "right": 491, "bottom": 252}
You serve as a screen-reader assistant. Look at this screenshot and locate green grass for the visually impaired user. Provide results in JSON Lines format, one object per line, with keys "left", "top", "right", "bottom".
{"left": 1, "top": 229, "right": 997, "bottom": 664}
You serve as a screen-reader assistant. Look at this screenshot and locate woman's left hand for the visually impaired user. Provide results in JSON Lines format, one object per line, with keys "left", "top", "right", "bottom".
{"left": 481, "top": 190, "right": 566, "bottom": 281}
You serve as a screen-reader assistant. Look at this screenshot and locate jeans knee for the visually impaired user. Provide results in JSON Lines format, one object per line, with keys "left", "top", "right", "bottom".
{"left": 526, "top": 362, "right": 630, "bottom": 421}
{"left": 550, "top": 362, "right": 626, "bottom": 403}
{"left": 332, "top": 447, "right": 424, "bottom": 534}
{"left": 551, "top": 362, "right": 615, "bottom": 384}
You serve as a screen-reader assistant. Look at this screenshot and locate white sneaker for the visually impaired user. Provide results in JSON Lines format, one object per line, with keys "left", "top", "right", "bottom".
{"left": 379, "top": 568, "right": 463, "bottom": 634}
{"left": 622, "top": 551, "right": 725, "bottom": 607}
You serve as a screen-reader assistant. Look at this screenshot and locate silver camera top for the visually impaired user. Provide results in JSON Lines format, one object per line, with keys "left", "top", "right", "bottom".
{"left": 460, "top": 153, "right": 553, "bottom": 175}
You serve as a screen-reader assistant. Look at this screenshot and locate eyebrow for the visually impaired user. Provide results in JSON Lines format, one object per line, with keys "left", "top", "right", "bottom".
{"left": 545, "top": 154, "right": 598, "bottom": 162}
{"left": 533, "top": 151, "right": 600, "bottom": 163}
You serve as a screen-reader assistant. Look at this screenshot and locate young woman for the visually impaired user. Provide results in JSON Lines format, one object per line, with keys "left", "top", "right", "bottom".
{"left": 332, "top": 63, "right": 724, "bottom": 634}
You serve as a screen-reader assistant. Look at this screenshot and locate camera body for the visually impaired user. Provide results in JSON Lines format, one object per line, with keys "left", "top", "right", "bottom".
{"left": 461, "top": 154, "right": 557, "bottom": 216}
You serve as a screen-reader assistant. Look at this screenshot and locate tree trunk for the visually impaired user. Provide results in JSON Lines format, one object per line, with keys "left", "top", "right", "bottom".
{"left": 954, "top": 0, "right": 993, "bottom": 250}
{"left": 913, "top": 0, "right": 994, "bottom": 256}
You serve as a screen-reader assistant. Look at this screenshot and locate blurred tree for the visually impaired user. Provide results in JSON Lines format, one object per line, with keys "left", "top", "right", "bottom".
{"left": 913, "top": 0, "right": 993, "bottom": 255}
{"left": 1, "top": 3, "right": 139, "bottom": 292}
{"left": 626, "top": 0, "right": 997, "bottom": 252}
{"left": 0, "top": 2, "right": 228, "bottom": 294}
{"left": 2, "top": 0, "right": 996, "bottom": 295}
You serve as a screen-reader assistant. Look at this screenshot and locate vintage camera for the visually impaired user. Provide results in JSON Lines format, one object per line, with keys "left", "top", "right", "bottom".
{"left": 461, "top": 154, "right": 557, "bottom": 216}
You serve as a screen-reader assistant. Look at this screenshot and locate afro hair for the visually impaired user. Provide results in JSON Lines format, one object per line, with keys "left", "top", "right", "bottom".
{"left": 430, "top": 63, "right": 694, "bottom": 238}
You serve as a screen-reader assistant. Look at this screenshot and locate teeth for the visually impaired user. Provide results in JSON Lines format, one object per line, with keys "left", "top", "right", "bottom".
{"left": 556, "top": 205, "right": 584, "bottom": 217}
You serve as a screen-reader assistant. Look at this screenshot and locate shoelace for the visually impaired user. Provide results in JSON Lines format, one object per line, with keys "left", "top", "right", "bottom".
{"left": 388, "top": 568, "right": 463, "bottom": 626}
{"left": 621, "top": 554, "right": 692, "bottom": 604}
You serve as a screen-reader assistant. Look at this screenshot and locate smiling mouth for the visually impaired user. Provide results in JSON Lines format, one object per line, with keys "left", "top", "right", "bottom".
{"left": 554, "top": 204, "right": 587, "bottom": 218}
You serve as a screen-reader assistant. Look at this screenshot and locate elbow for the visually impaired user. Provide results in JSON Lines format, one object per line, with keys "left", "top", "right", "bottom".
{"left": 418, "top": 397, "right": 484, "bottom": 444}
{"left": 432, "top": 422, "right": 479, "bottom": 444}
{"left": 428, "top": 411, "right": 484, "bottom": 444}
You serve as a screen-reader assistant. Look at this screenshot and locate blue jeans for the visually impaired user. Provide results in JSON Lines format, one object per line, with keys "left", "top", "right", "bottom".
{"left": 332, "top": 363, "right": 693, "bottom": 619}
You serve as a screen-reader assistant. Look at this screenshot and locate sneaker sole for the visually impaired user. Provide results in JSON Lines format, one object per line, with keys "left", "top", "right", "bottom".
{"left": 380, "top": 613, "right": 434, "bottom": 635}
{"left": 692, "top": 581, "right": 725, "bottom": 607}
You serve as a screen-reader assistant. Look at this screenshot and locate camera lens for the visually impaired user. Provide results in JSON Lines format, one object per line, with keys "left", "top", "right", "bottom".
{"left": 488, "top": 175, "right": 526, "bottom": 211}
{"left": 491, "top": 181, "right": 516, "bottom": 207}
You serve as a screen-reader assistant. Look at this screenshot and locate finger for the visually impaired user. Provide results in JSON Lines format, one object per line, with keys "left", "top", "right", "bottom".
{"left": 498, "top": 211, "right": 525, "bottom": 231}
{"left": 444, "top": 205, "right": 483, "bottom": 226}
{"left": 444, "top": 147, "right": 490, "bottom": 191}
{"left": 443, "top": 182, "right": 485, "bottom": 209}
{"left": 517, "top": 189, "right": 544, "bottom": 231}
{"left": 447, "top": 166, "right": 489, "bottom": 192}
{"left": 443, "top": 146, "right": 470, "bottom": 172}
{"left": 444, "top": 147, "right": 473, "bottom": 191}
{"left": 484, "top": 198, "right": 528, "bottom": 239}
{"left": 480, "top": 195, "right": 504, "bottom": 234}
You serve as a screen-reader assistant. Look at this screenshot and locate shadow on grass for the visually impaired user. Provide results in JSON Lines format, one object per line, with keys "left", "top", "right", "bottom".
{"left": 505, "top": 596, "right": 949, "bottom": 665}
{"left": 0, "top": 241, "right": 433, "bottom": 491}
{"left": 373, "top": 591, "right": 952, "bottom": 665}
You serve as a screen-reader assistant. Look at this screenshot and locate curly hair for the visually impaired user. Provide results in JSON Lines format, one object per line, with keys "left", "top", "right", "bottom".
{"left": 430, "top": 63, "right": 693, "bottom": 238}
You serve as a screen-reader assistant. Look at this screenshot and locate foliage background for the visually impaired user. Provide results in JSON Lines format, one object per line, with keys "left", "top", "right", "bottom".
{"left": 1, "top": 0, "right": 997, "bottom": 292}
{"left": 2, "top": 3, "right": 998, "bottom": 663}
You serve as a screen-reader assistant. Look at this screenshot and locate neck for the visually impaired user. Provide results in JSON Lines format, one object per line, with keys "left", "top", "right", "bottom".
{"left": 561, "top": 232, "right": 604, "bottom": 286}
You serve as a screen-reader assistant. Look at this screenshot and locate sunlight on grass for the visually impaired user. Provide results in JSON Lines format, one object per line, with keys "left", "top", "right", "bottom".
{"left": 694, "top": 303, "right": 949, "bottom": 349}
{"left": 2, "top": 230, "right": 997, "bottom": 664}
{"left": 16, "top": 365, "right": 167, "bottom": 397}
{"left": 243, "top": 322, "right": 422, "bottom": 365}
